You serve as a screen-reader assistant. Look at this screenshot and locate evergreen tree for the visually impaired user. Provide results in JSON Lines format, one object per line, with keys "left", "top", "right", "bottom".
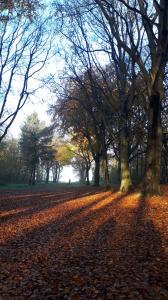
{"left": 20, "top": 112, "right": 53, "bottom": 185}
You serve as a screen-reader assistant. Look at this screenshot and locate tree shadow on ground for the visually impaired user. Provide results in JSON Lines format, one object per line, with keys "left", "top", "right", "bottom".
{"left": 0, "top": 187, "right": 104, "bottom": 223}
{"left": 0, "top": 190, "right": 168, "bottom": 299}
{"left": 0, "top": 190, "right": 116, "bottom": 245}
{"left": 82, "top": 195, "right": 168, "bottom": 299}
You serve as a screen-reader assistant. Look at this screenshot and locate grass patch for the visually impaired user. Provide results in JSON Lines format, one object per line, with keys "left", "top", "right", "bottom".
{"left": 0, "top": 181, "right": 87, "bottom": 191}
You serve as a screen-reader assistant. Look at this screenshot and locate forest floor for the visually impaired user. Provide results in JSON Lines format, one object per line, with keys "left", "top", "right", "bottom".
{"left": 0, "top": 185, "right": 168, "bottom": 299}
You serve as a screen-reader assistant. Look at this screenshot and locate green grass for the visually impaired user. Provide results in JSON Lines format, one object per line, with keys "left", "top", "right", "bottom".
{"left": 0, "top": 183, "right": 39, "bottom": 190}
{"left": 0, "top": 181, "right": 87, "bottom": 191}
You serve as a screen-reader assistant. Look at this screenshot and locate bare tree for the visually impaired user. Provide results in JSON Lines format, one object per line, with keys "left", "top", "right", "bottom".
{"left": 0, "top": 14, "right": 51, "bottom": 142}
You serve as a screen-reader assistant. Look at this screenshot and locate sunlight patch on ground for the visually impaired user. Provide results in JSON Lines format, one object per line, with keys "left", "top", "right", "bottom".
{"left": 0, "top": 207, "right": 29, "bottom": 217}
{"left": 119, "top": 193, "right": 142, "bottom": 208}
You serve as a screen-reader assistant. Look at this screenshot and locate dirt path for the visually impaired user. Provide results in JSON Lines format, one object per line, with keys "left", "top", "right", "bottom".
{"left": 0, "top": 186, "right": 168, "bottom": 299}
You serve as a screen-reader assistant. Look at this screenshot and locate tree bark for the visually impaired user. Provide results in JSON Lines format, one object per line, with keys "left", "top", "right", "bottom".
{"left": 94, "top": 155, "right": 100, "bottom": 186}
{"left": 140, "top": 153, "right": 144, "bottom": 180}
{"left": 103, "top": 153, "right": 110, "bottom": 187}
{"left": 120, "top": 142, "right": 132, "bottom": 192}
{"left": 119, "top": 119, "right": 132, "bottom": 192}
{"left": 32, "top": 165, "right": 36, "bottom": 185}
{"left": 56, "top": 165, "right": 61, "bottom": 182}
{"left": 29, "top": 165, "right": 36, "bottom": 185}
{"left": 29, "top": 170, "right": 33, "bottom": 185}
{"left": 86, "top": 165, "right": 90, "bottom": 185}
{"left": 45, "top": 166, "right": 50, "bottom": 184}
{"left": 143, "top": 91, "right": 162, "bottom": 195}
{"left": 136, "top": 149, "right": 139, "bottom": 182}
{"left": 117, "top": 159, "right": 121, "bottom": 184}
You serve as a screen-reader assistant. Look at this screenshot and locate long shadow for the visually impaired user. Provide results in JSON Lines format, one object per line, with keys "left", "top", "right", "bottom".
{"left": 62, "top": 191, "right": 126, "bottom": 237}
{"left": 0, "top": 185, "right": 103, "bottom": 199}
{"left": 1, "top": 191, "right": 124, "bottom": 299}
{"left": 88, "top": 194, "right": 168, "bottom": 299}
{"left": 67, "top": 194, "right": 168, "bottom": 299}
{"left": 128, "top": 195, "right": 168, "bottom": 298}
{"left": 0, "top": 190, "right": 125, "bottom": 299}
{"left": 0, "top": 190, "right": 126, "bottom": 248}
{"left": 0, "top": 188, "right": 104, "bottom": 223}
{"left": 2, "top": 190, "right": 167, "bottom": 299}
{"left": 0, "top": 185, "right": 103, "bottom": 201}
{"left": 59, "top": 193, "right": 168, "bottom": 299}
{"left": 0, "top": 192, "right": 114, "bottom": 244}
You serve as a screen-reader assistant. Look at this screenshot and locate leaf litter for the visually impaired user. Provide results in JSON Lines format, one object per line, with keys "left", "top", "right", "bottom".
{"left": 0, "top": 185, "right": 168, "bottom": 299}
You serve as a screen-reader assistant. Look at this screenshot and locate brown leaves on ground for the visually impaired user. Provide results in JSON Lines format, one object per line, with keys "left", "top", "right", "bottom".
{"left": 0, "top": 185, "right": 168, "bottom": 299}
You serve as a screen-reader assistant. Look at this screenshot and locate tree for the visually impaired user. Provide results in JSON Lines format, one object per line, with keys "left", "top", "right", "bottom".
{"left": 0, "top": 0, "right": 41, "bottom": 19}
{"left": 0, "top": 10, "right": 51, "bottom": 143}
{"left": 52, "top": 73, "right": 111, "bottom": 186}
{"left": 40, "top": 145, "right": 55, "bottom": 183}
{"left": 0, "top": 137, "right": 25, "bottom": 184}
{"left": 47, "top": 140, "right": 74, "bottom": 183}
{"left": 68, "top": 135, "right": 92, "bottom": 185}
{"left": 92, "top": 0, "right": 168, "bottom": 194}
{"left": 20, "top": 112, "right": 53, "bottom": 185}
{"left": 47, "top": 0, "right": 168, "bottom": 192}
{"left": 52, "top": 0, "right": 143, "bottom": 191}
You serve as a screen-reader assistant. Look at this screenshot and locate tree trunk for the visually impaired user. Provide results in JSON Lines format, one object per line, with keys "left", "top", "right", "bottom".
{"left": 103, "top": 153, "right": 110, "bottom": 187}
{"left": 32, "top": 165, "right": 36, "bottom": 185}
{"left": 52, "top": 166, "right": 57, "bottom": 183}
{"left": 143, "top": 91, "right": 162, "bottom": 195}
{"left": 29, "top": 165, "right": 36, "bottom": 185}
{"left": 45, "top": 166, "right": 50, "bottom": 184}
{"left": 136, "top": 148, "right": 139, "bottom": 182}
{"left": 80, "top": 163, "right": 86, "bottom": 183}
{"left": 52, "top": 171, "right": 56, "bottom": 183}
{"left": 56, "top": 165, "right": 61, "bottom": 182}
{"left": 117, "top": 159, "right": 121, "bottom": 185}
{"left": 140, "top": 152, "right": 144, "bottom": 180}
{"left": 94, "top": 155, "right": 100, "bottom": 186}
{"left": 86, "top": 166, "right": 90, "bottom": 185}
{"left": 120, "top": 144, "right": 132, "bottom": 192}
{"left": 29, "top": 169, "right": 33, "bottom": 185}
{"left": 119, "top": 122, "right": 132, "bottom": 192}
